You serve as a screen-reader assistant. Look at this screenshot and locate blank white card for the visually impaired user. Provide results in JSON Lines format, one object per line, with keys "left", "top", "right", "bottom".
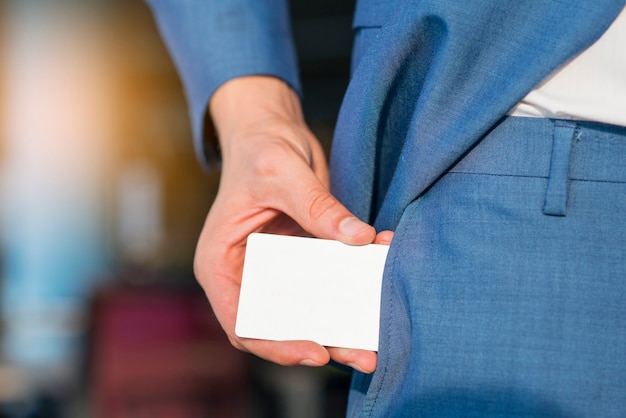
{"left": 235, "top": 233, "right": 389, "bottom": 351}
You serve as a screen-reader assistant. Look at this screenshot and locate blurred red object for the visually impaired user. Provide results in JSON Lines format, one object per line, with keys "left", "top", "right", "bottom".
{"left": 89, "top": 285, "right": 249, "bottom": 418}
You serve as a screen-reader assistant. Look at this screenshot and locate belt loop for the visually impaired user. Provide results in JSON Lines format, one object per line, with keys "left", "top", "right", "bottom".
{"left": 543, "top": 121, "right": 577, "bottom": 216}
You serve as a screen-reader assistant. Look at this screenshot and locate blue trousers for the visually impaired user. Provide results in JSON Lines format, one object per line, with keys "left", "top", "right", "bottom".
{"left": 349, "top": 117, "right": 626, "bottom": 417}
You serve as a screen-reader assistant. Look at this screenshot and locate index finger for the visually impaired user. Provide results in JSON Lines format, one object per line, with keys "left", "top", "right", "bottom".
{"left": 239, "top": 337, "right": 330, "bottom": 367}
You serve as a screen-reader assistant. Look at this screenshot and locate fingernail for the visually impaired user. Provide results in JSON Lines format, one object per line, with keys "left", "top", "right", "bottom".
{"left": 300, "top": 359, "right": 319, "bottom": 367}
{"left": 339, "top": 217, "right": 370, "bottom": 237}
{"left": 347, "top": 362, "right": 365, "bottom": 373}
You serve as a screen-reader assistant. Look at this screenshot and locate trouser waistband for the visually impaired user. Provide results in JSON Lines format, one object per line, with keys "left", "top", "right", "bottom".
{"left": 448, "top": 116, "right": 626, "bottom": 216}
{"left": 449, "top": 116, "right": 626, "bottom": 183}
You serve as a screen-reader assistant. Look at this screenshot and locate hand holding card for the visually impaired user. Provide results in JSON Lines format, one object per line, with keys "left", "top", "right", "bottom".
{"left": 235, "top": 233, "right": 389, "bottom": 351}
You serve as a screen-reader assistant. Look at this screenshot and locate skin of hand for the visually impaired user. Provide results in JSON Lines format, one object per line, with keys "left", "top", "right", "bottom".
{"left": 194, "top": 75, "right": 394, "bottom": 373}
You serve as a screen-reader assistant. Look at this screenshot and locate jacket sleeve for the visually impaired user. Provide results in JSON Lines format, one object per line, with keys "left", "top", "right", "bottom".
{"left": 145, "top": 0, "right": 301, "bottom": 169}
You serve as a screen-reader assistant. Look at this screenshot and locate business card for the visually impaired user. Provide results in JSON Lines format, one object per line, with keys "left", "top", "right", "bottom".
{"left": 235, "top": 233, "right": 389, "bottom": 351}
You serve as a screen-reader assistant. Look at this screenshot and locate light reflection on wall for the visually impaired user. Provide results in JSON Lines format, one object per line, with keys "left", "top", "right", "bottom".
{"left": 0, "top": 0, "right": 221, "bottom": 396}
{"left": 106, "top": 0, "right": 219, "bottom": 270}
{"left": 0, "top": 0, "right": 114, "bottom": 386}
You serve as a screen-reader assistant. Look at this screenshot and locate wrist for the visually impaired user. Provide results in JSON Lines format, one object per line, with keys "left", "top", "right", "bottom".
{"left": 209, "top": 75, "right": 305, "bottom": 143}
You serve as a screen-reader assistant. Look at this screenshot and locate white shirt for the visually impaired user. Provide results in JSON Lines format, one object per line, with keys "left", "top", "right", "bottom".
{"left": 509, "top": 7, "right": 626, "bottom": 127}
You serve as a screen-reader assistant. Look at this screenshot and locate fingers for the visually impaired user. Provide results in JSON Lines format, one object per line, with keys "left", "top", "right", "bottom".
{"left": 240, "top": 339, "right": 330, "bottom": 367}
{"left": 328, "top": 347, "right": 378, "bottom": 374}
{"left": 278, "top": 175, "right": 376, "bottom": 245}
{"left": 374, "top": 230, "right": 394, "bottom": 245}
{"left": 238, "top": 339, "right": 377, "bottom": 373}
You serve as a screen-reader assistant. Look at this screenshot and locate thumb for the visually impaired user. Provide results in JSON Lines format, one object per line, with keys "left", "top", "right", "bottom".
{"left": 285, "top": 184, "right": 376, "bottom": 245}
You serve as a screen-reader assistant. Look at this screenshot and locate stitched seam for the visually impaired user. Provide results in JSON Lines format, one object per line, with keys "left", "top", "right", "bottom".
{"left": 447, "top": 171, "right": 626, "bottom": 184}
{"left": 570, "top": 178, "right": 626, "bottom": 185}
{"left": 448, "top": 171, "right": 546, "bottom": 179}
{"left": 365, "top": 201, "right": 418, "bottom": 417}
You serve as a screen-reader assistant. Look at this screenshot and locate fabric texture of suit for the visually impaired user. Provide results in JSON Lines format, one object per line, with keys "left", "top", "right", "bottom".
{"left": 147, "top": 0, "right": 626, "bottom": 416}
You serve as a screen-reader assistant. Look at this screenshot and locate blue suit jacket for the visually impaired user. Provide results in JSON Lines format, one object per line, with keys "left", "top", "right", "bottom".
{"left": 148, "top": 1, "right": 625, "bottom": 416}
{"left": 147, "top": 0, "right": 623, "bottom": 229}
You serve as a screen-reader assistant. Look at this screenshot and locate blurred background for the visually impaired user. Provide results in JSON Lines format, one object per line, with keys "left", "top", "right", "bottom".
{"left": 0, "top": 0, "right": 356, "bottom": 417}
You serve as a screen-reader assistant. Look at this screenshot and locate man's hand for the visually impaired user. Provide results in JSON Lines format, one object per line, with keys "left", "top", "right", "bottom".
{"left": 194, "top": 76, "right": 392, "bottom": 373}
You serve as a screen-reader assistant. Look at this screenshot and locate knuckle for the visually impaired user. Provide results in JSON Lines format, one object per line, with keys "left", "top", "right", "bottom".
{"left": 228, "top": 335, "right": 246, "bottom": 351}
{"left": 305, "top": 190, "right": 340, "bottom": 223}
{"left": 192, "top": 258, "right": 205, "bottom": 283}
